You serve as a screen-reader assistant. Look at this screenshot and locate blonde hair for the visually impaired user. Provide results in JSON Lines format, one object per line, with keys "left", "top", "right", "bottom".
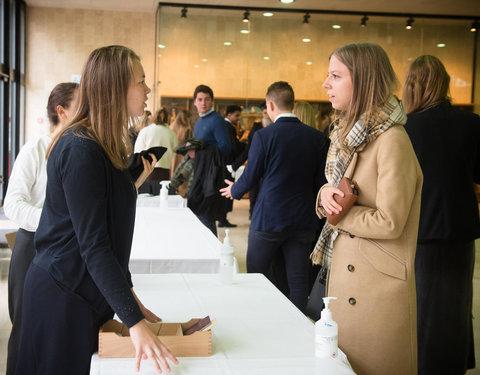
{"left": 402, "top": 55, "right": 450, "bottom": 114}
{"left": 293, "top": 101, "right": 317, "bottom": 128}
{"left": 170, "top": 109, "right": 191, "bottom": 143}
{"left": 137, "top": 110, "right": 152, "bottom": 131}
{"left": 331, "top": 42, "right": 397, "bottom": 142}
{"left": 48, "top": 45, "right": 139, "bottom": 169}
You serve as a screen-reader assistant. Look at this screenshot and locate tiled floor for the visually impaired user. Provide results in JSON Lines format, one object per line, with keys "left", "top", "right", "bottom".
{"left": 0, "top": 199, "right": 479, "bottom": 374}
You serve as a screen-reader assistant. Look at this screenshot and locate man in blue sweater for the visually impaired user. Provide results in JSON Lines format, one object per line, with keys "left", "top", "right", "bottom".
{"left": 221, "top": 81, "right": 327, "bottom": 313}
{"left": 190, "top": 85, "right": 231, "bottom": 235}
{"left": 193, "top": 85, "right": 231, "bottom": 156}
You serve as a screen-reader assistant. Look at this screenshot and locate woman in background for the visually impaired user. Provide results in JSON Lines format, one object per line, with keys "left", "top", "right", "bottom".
{"left": 4, "top": 82, "right": 78, "bottom": 375}
{"left": 403, "top": 55, "right": 480, "bottom": 375}
{"left": 315, "top": 42, "right": 422, "bottom": 375}
{"left": 293, "top": 101, "right": 317, "bottom": 128}
{"left": 129, "top": 109, "right": 152, "bottom": 147}
{"left": 135, "top": 107, "right": 178, "bottom": 194}
{"left": 15, "top": 45, "right": 177, "bottom": 375}
{"left": 170, "top": 108, "right": 192, "bottom": 171}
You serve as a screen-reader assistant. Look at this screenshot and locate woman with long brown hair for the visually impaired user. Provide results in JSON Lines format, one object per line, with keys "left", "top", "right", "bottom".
{"left": 134, "top": 107, "right": 178, "bottom": 194}
{"left": 403, "top": 55, "right": 480, "bottom": 375}
{"left": 314, "top": 42, "right": 422, "bottom": 375}
{"left": 15, "top": 45, "right": 178, "bottom": 375}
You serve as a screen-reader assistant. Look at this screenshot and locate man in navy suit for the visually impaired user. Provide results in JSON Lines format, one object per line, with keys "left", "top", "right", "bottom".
{"left": 221, "top": 81, "right": 327, "bottom": 312}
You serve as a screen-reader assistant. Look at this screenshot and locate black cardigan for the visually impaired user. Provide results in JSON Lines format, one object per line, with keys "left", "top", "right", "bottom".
{"left": 34, "top": 130, "right": 143, "bottom": 328}
{"left": 405, "top": 102, "right": 480, "bottom": 242}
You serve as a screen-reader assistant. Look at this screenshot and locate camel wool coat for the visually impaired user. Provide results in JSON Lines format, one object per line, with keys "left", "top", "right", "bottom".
{"left": 318, "top": 125, "right": 423, "bottom": 375}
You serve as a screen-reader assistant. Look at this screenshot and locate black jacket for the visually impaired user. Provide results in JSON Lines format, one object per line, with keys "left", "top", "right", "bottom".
{"left": 187, "top": 146, "right": 225, "bottom": 220}
{"left": 405, "top": 101, "right": 480, "bottom": 242}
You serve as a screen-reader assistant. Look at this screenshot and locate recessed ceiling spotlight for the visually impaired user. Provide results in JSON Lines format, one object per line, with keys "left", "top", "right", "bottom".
{"left": 263, "top": 12, "right": 274, "bottom": 17}
{"left": 332, "top": 25, "right": 341, "bottom": 29}
{"left": 436, "top": 43, "right": 446, "bottom": 48}
{"left": 158, "top": 44, "right": 166, "bottom": 48}
{"left": 264, "top": 56, "right": 270, "bottom": 60}
{"left": 201, "top": 58, "right": 208, "bottom": 62}
{"left": 240, "top": 29, "right": 250, "bottom": 34}
{"left": 306, "top": 61, "right": 313, "bottom": 65}
{"left": 302, "top": 38, "right": 311, "bottom": 42}
{"left": 194, "top": 65, "right": 199, "bottom": 68}
{"left": 224, "top": 42, "right": 232, "bottom": 46}
{"left": 279, "top": 0, "right": 295, "bottom": 3}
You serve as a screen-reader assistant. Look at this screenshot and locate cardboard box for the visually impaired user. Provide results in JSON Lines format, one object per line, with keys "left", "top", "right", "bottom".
{"left": 98, "top": 319, "right": 212, "bottom": 358}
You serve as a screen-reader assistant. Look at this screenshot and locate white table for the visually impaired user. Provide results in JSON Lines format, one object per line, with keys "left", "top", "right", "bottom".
{"left": 129, "top": 195, "right": 228, "bottom": 274}
{"left": 90, "top": 273, "right": 355, "bottom": 375}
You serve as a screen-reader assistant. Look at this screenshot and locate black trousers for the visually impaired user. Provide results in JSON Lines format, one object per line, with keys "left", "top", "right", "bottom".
{"left": 247, "top": 228, "right": 315, "bottom": 313}
{"left": 6, "top": 228, "right": 35, "bottom": 375}
{"left": 16, "top": 263, "right": 112, "bottom": 375}
{"left": 416, "top": 240, "right": 476, "bottom": 375}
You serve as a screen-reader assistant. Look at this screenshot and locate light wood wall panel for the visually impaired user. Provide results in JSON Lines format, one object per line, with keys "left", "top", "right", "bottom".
{"left": 156, "top": 8, "right": 476, "bottom": 106}
{"left": 25, "top": 6, "right": 155, "bottom": 141}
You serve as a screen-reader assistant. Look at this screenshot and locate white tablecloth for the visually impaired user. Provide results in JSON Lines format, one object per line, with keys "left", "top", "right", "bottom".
{"left": 90, "top": 274, "right": 355, "bottom": 375}
{"left": 129, "top": 195, "right": 229, "bottom": 274}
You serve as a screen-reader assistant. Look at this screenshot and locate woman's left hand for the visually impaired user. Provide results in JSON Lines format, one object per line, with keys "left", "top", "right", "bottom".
{"left": 134, "top": 153, "right": 157, "bottom": 190}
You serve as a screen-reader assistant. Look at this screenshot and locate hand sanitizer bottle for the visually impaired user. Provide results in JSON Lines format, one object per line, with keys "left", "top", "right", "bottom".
{"left": 219, "top": 229, "right": 234, "bottom": 284}
{"left": 159, "top": 181, "right": 170, "bottom": 209}
{"left": 315, "top": 296, "right": 338, "bottom": 360}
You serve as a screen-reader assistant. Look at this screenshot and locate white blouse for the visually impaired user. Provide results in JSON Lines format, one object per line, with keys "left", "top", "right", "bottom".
{"left": 4, "top": 135, "right": 51, "bottom": 231}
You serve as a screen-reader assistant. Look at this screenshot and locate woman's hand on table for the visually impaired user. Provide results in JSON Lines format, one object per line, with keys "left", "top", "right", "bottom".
{"left": 129, "top": 320, "right": 179, "bottom": 373}
{"left": 134, "top": 153, "right": 157, "bottom": 190}
{"left": 320, "top": 186, "right": 344, "bottom": 215}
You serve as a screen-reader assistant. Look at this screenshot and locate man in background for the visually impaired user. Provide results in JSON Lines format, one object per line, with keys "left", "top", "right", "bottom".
{"left": 220, "top": 81, "right": 327, "bottom": 312}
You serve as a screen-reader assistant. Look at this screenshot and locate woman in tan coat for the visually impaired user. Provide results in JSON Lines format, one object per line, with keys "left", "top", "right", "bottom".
{"left": 312, "top": 42, "right": 423, "bottom": 375}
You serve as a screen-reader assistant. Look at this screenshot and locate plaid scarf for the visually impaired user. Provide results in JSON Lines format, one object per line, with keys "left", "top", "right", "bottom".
{"left": 310, "top": 95, "right": 406, "bottom": 276}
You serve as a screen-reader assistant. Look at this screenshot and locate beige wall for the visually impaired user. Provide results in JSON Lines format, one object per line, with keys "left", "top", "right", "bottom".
{"left": 25, "top": 6, "right": 155, "bottom": 141}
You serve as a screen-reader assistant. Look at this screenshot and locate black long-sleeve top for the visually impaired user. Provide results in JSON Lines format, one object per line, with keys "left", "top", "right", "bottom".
{"left": 34, "top": 129, "right": 144, "bottom": 328}
{"left": 405, "top": 101, "right": 480, "bottom": 242}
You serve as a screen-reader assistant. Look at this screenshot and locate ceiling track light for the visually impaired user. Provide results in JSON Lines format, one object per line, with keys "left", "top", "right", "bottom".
{"left": 180, "top": 7, "right": 187, "bottom": 18}
{"left": 470, "top": 20, "right": 479, "bottom": 32}
{"left": 361, "top": 15, "right": 368, "bottom": 27}
{"left": 243, "top": 10, "right": 250, "bottom": 23}
{"left": 405, "top": 17, "right": 414, "bottom": 30}
{"left": 303, "top": 13, "right": 310, "bottom": 24}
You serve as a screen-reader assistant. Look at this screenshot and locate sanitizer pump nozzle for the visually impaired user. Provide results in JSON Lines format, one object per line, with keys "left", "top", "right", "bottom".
{"left": 159, "top": 181, "right": 170, "bottom": 209}
{"left": 315, "top": 296, "right": 338, "bottom": 360}
{"left": 219, "top": 229, "right": 234, "bottom": 284}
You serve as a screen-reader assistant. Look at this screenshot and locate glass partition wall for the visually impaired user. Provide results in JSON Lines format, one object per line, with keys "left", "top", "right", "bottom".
{"left": 154, "top": 4, "right": 477, "bottom": 130}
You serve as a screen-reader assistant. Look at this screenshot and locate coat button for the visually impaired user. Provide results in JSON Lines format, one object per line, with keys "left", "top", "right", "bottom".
{"left": 347, "top": 264, "right": 355, "bottom": 272}
{"left": 348, "top": 297, "right": 356, "bottom": 305}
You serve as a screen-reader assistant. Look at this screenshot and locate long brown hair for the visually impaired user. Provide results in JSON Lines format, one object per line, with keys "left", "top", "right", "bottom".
{"left": 46, "top": 82, "right": 79, "bottom": 127}
{"left": 402, "top": 55, "right": 450, "bottom": 114}
{"left": 47, "top": 45, "right": 140, "bottom": 169}
{"left": 331, "top": 43, "right": 397, "bottom": 142}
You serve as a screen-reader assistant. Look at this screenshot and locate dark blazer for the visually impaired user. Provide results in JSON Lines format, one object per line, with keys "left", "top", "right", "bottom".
{"left": 231, "top": 115, "right": 327, "bottom": 233}
{"left": 224, "top": 120, "right": 245, "bottom": 165}
{"left": 405, "top": 101, "right": 480, "bottom": 242}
